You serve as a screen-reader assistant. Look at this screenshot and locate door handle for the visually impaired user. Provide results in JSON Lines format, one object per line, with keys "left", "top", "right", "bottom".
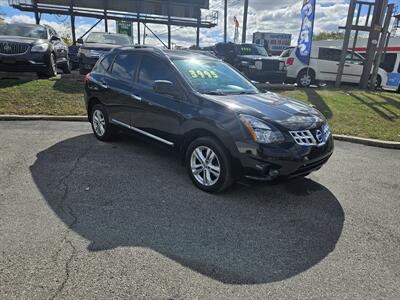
{"left": 99, "top": 81, "right": 108, "bottom": 89}
{"left": 130, "top": 94, "right": 142, "bottom": 101}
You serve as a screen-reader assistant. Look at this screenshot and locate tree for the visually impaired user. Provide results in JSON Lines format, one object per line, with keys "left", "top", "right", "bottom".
{"left": 314, "top": 31, "right": 345, "bottom": 41}
{"left": 61, "top": 33, "right": 73, "bottom": 46}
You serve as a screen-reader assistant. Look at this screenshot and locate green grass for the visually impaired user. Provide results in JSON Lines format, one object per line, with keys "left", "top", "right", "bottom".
{"left": 0, "top": 77, "right": 399, "bottom": 141}
{"left": 280, "top": 88, "right": 400, "bottom": 142}
{"left": 0, "top": 78, "right": 85, "bottom": 116}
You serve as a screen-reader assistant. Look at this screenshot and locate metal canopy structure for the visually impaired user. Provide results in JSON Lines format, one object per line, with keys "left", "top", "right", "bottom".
{"left": 8, "top": 0, "right": 218, "bottom": 48}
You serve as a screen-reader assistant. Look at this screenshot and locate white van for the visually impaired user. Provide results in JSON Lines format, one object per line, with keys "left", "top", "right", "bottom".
{"left": 281, "top": 46, "right": 388, "bottom": 88}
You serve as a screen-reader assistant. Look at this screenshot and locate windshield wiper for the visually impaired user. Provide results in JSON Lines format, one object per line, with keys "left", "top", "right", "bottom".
{"left": 203, "top": 91, "right": 227, "bottom": 95}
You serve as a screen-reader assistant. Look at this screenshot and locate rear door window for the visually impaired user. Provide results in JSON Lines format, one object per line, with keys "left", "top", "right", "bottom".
{"left": 380, "top": 53, "right": 397, "bottom": 73}
{"left": 111, "top": 53, "right": 139, "bottom": 82}
{"left": 318, "top": 48, "right": 342, "bottom": 62}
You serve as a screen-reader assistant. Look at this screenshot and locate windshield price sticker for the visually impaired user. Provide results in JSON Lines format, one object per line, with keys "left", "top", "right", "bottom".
{"left": 241, "top": 47, "right": 252, "bottom": 53}
{"left": 188, "top": 70, "right": 219, "bottom": 79}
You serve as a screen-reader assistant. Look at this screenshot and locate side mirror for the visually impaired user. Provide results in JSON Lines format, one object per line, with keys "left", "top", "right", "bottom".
{"left": 50, "top": 36, "right": 61, "bottom": 42}
{"left": 153, "top": 80, "right": 181, "bottom": 99}
{"left": 77, "top": 38, "right": 84, "bottom": 44}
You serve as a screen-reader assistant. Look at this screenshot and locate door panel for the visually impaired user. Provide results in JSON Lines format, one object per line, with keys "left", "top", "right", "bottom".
{"left": 132, "top": 54, "right": 183, "bottom": 146}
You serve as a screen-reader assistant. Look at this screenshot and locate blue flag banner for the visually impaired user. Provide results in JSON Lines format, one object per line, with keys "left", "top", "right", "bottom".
{"left": 296, "top": 0, "right": 316, "bottom": 65}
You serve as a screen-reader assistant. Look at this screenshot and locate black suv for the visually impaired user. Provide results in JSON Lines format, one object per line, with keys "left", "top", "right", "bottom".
{"left": 84, "top": 46, "right": 333, "bottom": 192}
{"left": 78, "top": 32, "right": 132, "bottom": 75}
{"left": 213, "top": 42, "right": 287, "bottom": 83}
{"left": 0, "top": 23, "right": 70, "bottom": 77}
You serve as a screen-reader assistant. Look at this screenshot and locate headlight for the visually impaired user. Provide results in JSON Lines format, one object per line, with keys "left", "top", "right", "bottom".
{"left": 239, "top": 114, "right": 285, "bottom": 144}
{"left": 31, "top": 43, "right": 49, "bottom": 53}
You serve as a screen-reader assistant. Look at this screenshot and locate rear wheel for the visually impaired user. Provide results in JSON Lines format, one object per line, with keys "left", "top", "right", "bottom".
{"left": 297, "top": 69, "right": 314, "bottom": 88}
{"left": 185, "top": 136, "right": 233, "bottom": 193}
{"left": 90, "top": 104, "right": 116, "bottom": 141}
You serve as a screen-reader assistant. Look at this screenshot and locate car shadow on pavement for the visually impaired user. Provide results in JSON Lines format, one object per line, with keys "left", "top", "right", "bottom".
{"left": 30, "top": 133, "right": 344, "bottom": 285}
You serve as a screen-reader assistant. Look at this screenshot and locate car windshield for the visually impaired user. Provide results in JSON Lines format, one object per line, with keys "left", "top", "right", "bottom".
{"left": 238, "top": 44, "right": 269, "bottom": 56}
{"left": 85, "top": 33, "right": 132, "bottom": 45}
{"left": 173, "top": 58, "right": 258, "bottom": 95}
{"left": 0, "top": 24, "right": 47, "bottom": 39}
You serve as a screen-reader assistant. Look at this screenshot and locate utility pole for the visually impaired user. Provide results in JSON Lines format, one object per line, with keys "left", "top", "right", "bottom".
{"left": 336, "top": 0, "right": 356, "bottom": 88}
{"left": 224, "top": 0, "right": 227, "bottom": 43}
{"left": 242, "top": 0, "right": 249, "bottom": 43}
{"left": 370, "top": 3, "right": 394, "bottom": 90}
{"left": 360, "top": 0, "right": 387, "bottom": 89}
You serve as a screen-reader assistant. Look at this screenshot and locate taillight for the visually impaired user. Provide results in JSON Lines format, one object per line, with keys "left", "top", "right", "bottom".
{"left": 287, "top": 57, "right": 294, "bottom": 65}
{"left": 83, "top": 73, "right": 91, "bottom": 82}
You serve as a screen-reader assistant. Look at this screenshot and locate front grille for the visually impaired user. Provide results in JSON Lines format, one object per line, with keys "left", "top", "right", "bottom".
{"left": 290, "top": 124, "right": 331, "bottom": 147}
{"left": 0, "top": 42, "right": 29, "bottom": 55}
{"left": 289, "top": 130, "right": 317, "bottom": 146}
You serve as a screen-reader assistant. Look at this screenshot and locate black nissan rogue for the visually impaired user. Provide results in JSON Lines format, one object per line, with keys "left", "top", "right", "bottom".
{"left": 84, "top": 46, "right": 333, "bottom": 192}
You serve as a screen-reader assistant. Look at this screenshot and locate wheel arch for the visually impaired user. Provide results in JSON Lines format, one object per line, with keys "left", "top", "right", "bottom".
{"left": 87, "top": 97, "right": 102, "bottom": 122}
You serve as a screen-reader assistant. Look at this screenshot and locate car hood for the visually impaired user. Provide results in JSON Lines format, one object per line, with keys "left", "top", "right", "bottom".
{"left": 0, "top": 36, "right": 45, "bottom": 44}
{"left": 81, "top": 43, "right": 125, "bottom": 51}
{"left": 237, "top": 55, "right": 284, "bottom": 62}
{"left": 204, "top": 91, "right": 326, "bottom": 130}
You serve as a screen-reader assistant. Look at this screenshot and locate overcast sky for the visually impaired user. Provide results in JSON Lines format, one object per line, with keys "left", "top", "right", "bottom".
{"left": 1, "top": 0, "right": 400, "bottom": 47}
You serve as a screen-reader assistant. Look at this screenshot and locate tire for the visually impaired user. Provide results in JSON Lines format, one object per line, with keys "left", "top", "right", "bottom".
{"left": 185, "top": 136, "right": 233, "bottom": 193}
{"left": 90, "top": 104, "right": 116, "bottom": 141}
{"left": 297, "top": 69, "right": 314, "bottom": 88}
{"left": 61, "top": 60, "right": 71, "bottom": 74}
{"left": 369, "top": 75, "right": 382, "bottom": 89}
{"left": 38, "top": 53, "right": 57, "bottom": 78}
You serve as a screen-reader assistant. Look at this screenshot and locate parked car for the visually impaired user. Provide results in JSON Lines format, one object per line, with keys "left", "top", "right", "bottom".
{"left": 68, "top": 45, "right": 80, "bottom": 70}
{"left": 213, "top": 42, "right": 287, "bottom": 83}
{"left": 0, "top": 23, "right": 71, "bottom": 77}
{"left": 78, "top": 32, "right": 132, "bottom": 74}
{"left": 281, "top": 46, "right": 388, "bottom": 88}
{"left": 84, "top": 46, "right": 333, "bottom": 192}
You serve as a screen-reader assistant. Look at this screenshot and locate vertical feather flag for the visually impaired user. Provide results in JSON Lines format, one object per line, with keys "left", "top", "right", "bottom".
{"left": 296, "top": 0, "right": 316, "bottom": 65}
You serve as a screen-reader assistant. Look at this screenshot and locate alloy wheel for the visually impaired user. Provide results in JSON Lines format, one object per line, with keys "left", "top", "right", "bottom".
{"left": 92, "top": 109, "right": 106, "bottom": 137}
{"left": 190, "top": 146, "right": 221, "bottom": 186}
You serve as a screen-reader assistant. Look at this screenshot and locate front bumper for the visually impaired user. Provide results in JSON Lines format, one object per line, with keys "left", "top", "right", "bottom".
{"left": 246, "top": 69, "right": 287, "bottom": 83}
{"left": 79, "top": 55, "right": 100, "bottom": 73}
{"left": 236, "top": 134, "right": 334, "bottom": 180}
{"left": 0, "top": 52, "right": 49, "bottom": 72}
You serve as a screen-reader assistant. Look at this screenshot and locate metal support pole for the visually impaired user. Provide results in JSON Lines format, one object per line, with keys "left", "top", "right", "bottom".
{"left": 360, "top": 0, "right": 386, "bottom": 89}
{"left": 336, "top": 0, "right": 356, "bottom": 88}
{"left": 196, "top": 7, "right": 200, "bottom": 48}
{"left": 136, "top": 1, "right": 141, "bottom": 44}
{"left": 104, "top": 11, "right": 108, "bottom": 32}
{"left": 371, "top": 3, "right": 394, "bottom": 90}
{"left": 224, "top": 0, "right": 227, "bottom": 43}
{"left": 33, "top": 0, "right": 40, "bottom": 24}
{"left": 167, "top": 0, "right": 171, "bottom": 49}
{"left": 242, "top": 0, "right": 249, "bottom": 43}
{"left": 70, "top": 1, "right": 76, "bottom": 45}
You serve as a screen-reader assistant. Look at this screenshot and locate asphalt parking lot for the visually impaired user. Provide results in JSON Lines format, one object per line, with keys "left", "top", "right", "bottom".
{"left": 0, "top": 121, "right": 399, "bottom": 299}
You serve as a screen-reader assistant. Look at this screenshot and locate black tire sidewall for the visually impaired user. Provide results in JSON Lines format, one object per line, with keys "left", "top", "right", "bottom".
{"left": 185, "top": 137, "right": 232, "bottom": 193}
{"left": 91, "top": 104, "right": 114, "bottom": 141}
{"left": 47, "top": 53, "right": 57, "bottom": 77}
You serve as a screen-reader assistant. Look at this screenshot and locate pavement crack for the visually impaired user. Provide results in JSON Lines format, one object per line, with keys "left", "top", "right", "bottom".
{"left": 49, "top": 239, "right": 76, "bottom": 300}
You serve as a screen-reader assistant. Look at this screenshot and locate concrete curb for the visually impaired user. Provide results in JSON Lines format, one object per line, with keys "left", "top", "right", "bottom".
{"left": 0, "top": 115, "right": 399, "bottom": 149}
{"left": 0, "top": 115, "right": 87, "bottom": 122}
{"left": 333, "top": 134, "right": 400, "bottom": 150}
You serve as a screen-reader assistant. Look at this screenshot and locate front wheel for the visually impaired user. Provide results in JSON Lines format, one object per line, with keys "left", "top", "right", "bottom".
{"left": 38, "top": 53, "right": 57, "bottom": 78}
{"left": 61, "top": 60, "right": 71, "bottom": 74}
{"left": 185, "top": 137, "right": 233, "bottom": 193}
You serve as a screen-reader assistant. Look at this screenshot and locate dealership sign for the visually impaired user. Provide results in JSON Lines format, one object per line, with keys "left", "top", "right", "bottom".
{"left": 296, "top": 0, "right": 316, "bottom": 65}
{"left": 116, "top": 20, "right": 133, "bottom": 37}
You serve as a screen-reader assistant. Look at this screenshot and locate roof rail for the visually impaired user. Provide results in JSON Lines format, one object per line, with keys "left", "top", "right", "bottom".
{"left": 131, "top": 44, "right": 166, "bottom": 56}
